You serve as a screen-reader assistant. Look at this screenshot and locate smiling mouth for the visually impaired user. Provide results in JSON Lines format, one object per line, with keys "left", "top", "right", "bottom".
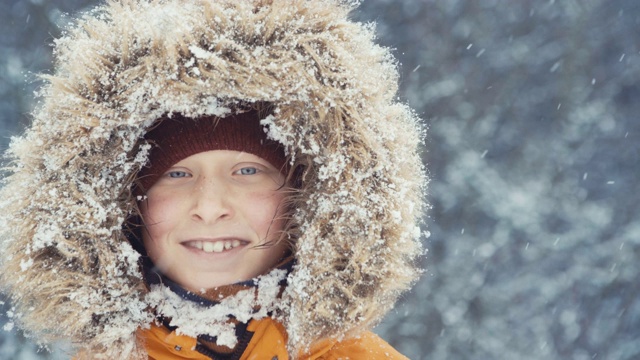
{"left": 182, "top": 239, "right": 246, "bottom": 253}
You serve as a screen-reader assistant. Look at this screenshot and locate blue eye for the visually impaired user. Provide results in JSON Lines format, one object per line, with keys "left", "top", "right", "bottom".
{"left": 168, "top": 171, "right": 190, "bottom": 178}
{"left": 239, "top": 167, "right": 258, "bottom": 175}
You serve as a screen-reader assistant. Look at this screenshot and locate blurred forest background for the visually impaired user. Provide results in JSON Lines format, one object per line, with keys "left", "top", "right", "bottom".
{"left": 1, "top": 0, "right": 639, "bottom": 359}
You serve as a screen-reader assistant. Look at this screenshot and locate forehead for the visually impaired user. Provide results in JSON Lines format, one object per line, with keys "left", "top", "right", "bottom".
{"left": 172, "top": 150, "right": 276, "bottom": 167}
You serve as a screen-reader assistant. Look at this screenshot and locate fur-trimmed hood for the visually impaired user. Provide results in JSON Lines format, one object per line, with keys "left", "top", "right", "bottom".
{"left": 0, "top": 0, "right": 426, "bottom": 358}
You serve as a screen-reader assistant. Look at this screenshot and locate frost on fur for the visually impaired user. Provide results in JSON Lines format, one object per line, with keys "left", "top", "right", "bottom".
{"left": 0, "top": 0, "right": 426, "bottom": 357}
{"left": 146, "top": 268, "right": 288, "bottom": 348}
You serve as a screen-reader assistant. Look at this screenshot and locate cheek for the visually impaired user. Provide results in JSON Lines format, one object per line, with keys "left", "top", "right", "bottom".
{"left": 141, "top": 190, "right": 177, "bottom": 223}
{"left": 140, "top": 193, "right": 179, "bottom": 265}
{"left": 140, "top": 192, "right": 180, "bottom": 240}
{"left": 248, "top": 191, "right": 287, "bottom": 233}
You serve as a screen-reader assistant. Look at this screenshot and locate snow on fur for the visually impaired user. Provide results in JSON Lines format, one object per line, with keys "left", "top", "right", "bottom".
{"left": 146, "top": 268, "right": 288, "bottom": 348}
{"left": 0, "top": 0, "right": 426, "bottom": 358}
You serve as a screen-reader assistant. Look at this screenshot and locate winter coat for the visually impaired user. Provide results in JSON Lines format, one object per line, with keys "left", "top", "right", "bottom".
{"left": 0, "top": 0, "right": 426, "bottom": 359}
{"left": 139, "top": 318, "right": 408, "bottom": 360}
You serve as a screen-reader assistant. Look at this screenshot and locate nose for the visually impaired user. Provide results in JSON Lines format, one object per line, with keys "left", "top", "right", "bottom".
{"left": 189, "top": 176, "right": 234, "bottom": 223}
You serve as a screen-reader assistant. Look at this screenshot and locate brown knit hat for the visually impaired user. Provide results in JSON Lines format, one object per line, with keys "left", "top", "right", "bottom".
{"left": 135, "top": 110, "right": 288, "bottom": 194}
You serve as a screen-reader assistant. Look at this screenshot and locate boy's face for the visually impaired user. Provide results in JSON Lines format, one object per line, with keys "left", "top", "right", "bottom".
{"left": 140, "top": 150, "right": 288, "bottom": 291}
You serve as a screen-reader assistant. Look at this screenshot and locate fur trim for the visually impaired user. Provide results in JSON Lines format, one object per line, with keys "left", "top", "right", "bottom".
{"left": 0, "top": 0, "right": 426, "bottom": 357}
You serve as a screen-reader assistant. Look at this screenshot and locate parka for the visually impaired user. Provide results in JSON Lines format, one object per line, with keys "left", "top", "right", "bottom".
{"left": 0, "top": 0, "right": 427, "bottom": 359}
{"left": 139, "top": 318, "right": 407, "bottom": 359}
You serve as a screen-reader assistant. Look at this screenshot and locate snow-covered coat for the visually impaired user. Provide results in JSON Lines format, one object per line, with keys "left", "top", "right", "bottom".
{"left": 0, "top": 0, "right": 426, "bottom": 358}
{"left": 139, "top": 317, "right": 407, "bottom": 360}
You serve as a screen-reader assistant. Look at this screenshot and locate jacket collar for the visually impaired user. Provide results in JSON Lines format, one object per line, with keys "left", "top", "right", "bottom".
{"left": 143, "top": 255, "right": 294, "bottom": 357}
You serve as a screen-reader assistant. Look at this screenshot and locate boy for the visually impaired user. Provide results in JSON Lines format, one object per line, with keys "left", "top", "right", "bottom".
{"left": 0, "top": 1, "right": 426, "bottom": 359}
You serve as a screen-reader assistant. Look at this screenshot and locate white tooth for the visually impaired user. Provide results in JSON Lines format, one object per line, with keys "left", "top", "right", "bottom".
{"left": 224, "top": 241, "right": 232, "bottom": 250}
{"left": 203, "top": 242, "right": 215, "bottom": 253}
{"left": 232, "top": 240, "right": 240, "bottom": 248}
{"left": 212, "top": 242, "right": 224, "bottom": 253}
{"left": 194, "top": 240, "right": 203, "bottom": 250}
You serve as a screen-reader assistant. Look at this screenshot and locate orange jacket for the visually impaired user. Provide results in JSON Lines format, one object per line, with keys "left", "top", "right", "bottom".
{"left": 138, "top": 318, "right": 408, "bottom": 360}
